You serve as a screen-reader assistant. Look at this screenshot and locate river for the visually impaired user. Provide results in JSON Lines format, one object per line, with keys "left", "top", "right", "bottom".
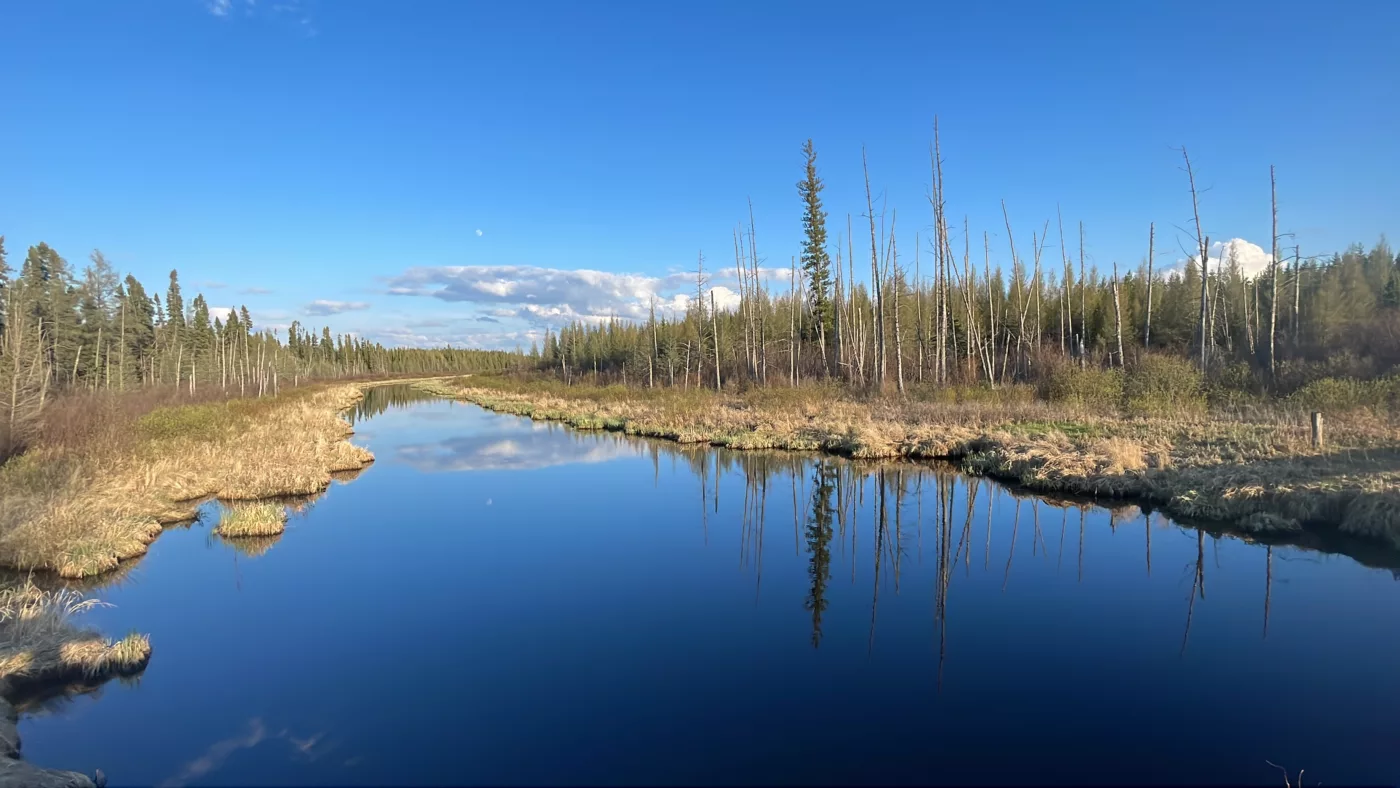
{"left": 18, "top": 386, "right": 1400, "bottom": 786}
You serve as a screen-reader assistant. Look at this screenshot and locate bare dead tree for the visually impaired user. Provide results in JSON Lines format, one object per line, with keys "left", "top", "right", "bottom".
{"left": 862, "top": 148, "right": 883, "bottom": 391}
{"left": 1269, "top": 165, "right": 1280, "bottom": 382}
{"left": 1181, "top": 146, "right": 1210, "bottom": 372}
{"left": 711, "top": 289, "right": 721, "bottom": 391}
{"left": 1112, "top": 262, "right": 1125, "bottom": 366}
{"left": 1144, "top": 222, "right": 1155, "bottom": 348}
{"left": 892, "top": 224, "right": 905, "bottom": 395}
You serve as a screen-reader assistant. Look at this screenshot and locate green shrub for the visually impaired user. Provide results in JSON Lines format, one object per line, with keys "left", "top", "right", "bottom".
{"left": 1042, "top": 363, "right": 1123, "bottom": 411}
{"left": 1206, "top": 362, "right": 1265, "bottom": 410}
{"left": 137, "top": 404, "right": 228, "bottom": 441}
{"left": 1287, "top": 376, "right": 1400, "bottom": 413}
{"left": 1122, "top": 355, "right": 1206, "bottom": 418}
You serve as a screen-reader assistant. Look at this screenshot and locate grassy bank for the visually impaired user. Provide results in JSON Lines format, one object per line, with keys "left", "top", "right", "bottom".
{"left": 0, "top": 383, "right": 375, "bottom": 579}
{"left": 420, "top": 376, "right": 1400, "bottom": 550}
{"left": 0, "top": 583, "right": 150, "bottom": 787}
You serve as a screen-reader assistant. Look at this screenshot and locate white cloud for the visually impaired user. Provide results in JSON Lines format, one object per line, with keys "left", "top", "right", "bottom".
{"left": 304, "top": 300, "right": 371, "bottom": 316}
{"left": 239, "top": 286, "right": 274, "bottom": 295}
{"left": 207, "top": 0, "right": 232, "bottom": 16}
{"left": 1168, "top": 238, "right": 1276, "bottom": 279}
{"left": 476, "top": 229, "right": 484, "bottom": 237}
{"left": 211, "top": 306, "right": 238, "bottom": 322}
{"left": 385, "top": 265, "right": 745, "bottom": 328}
{"left": 363, "top": 325, "right": 542, "bottom": 351}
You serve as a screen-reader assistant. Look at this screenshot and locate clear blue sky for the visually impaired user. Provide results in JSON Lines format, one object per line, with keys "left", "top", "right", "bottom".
{"left": 2, "top": 0, "right": 1397, "bottom": 349}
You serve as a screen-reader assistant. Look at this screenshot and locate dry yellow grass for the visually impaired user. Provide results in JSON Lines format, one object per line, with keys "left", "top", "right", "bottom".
{"left": 427, "top": 377, "right": 1400, "bottom": 549}
{"left": 0, "top": 584, "right": 149, "bottom": 691}
{"left": 0, "top": 384, "right": 374, "bottom": 579}
{"left": 214, "top": 503, "right": 287, "bottom": 538}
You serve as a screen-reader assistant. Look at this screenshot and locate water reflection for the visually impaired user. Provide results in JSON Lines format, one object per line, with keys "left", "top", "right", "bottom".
{"left": 158, "top": 718, "right": 334, "bottom": 788}
{"left": 396, "top": 421, "right": 639, "bottom": 472}
{"left": 345, "top": 384, "right": 443, "bottom": 425}
{"left": 19, "top": 395, "right": 1400, "bottom": 787}
{"left": 679, "top": 452, "right": 1371, "bottom": 671}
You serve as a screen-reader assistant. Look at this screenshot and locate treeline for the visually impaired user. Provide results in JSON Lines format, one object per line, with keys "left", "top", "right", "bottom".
{"left": 531, "top": 137, "right": 1400, "bottom": 398}
{"left": 0, "top": 238, "right": 518, "bottom": 454}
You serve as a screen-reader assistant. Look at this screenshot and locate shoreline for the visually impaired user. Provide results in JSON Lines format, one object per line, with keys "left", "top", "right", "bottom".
{"left": 0, "top": 378, "right": 441, "bottom": 785}
{"left": 419, "top": 378, "right": 1400, "bottom": 558}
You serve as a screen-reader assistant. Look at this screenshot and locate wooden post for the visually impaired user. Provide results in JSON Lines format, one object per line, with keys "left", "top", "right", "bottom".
{"left": 1310, "top": 412, "right": 1324, "bottom": 449}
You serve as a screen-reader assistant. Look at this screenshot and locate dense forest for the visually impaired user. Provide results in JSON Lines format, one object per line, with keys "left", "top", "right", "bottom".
{"left": 531, "top": 142, "right": 1400, "bottom": 402}
{"left": 0, "top": 241, "right": 518, "bottom": 453}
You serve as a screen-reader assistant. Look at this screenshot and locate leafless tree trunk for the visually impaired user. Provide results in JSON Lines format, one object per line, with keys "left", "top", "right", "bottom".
{"left": 1292, "top": 247, "right": 1302, "bottom": 345}
{"left": 1181, "top": 147, "right": 1210, "bottom": 372}
{"left": 863, "top": 148, "right": 883, "bottom": 391}
{"left": 1078, "top": 221, "right": 1087, "bottom": 369}
{"left": 789, "top": 254, "right": 798, "bottom": 385}
{"left": 1269, "top": 165, "right": 1280, "bottom": 382}
{"left": 914, "top": 237, "right": 924, "bottom": 382}
{"left": 892, "top": 232, "right": 905, "bottom": 395}
{"left": 1144, "top": 222, "right": 1155, "bottom": 348}
{"left": 711, "top": 290, "right": 721, "bottom": 391}
{"left": 984, "top": 231, "right": 997, "bottom": 385}
{"left": 1112, "top": 262, "right": 1125, "bottom": 366}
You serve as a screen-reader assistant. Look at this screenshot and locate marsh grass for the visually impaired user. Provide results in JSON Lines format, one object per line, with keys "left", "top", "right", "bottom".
{"left": 0, "top": 384, "right": 375, "bottom": 578}
{"left": 215, "top": 503, "right": 287, "bottom": 538}
{"left": 0, "top": 583, "right": 150, "bottom": 692}
{"left": 426, "top": 376, "right": 1400, "bottom": 549}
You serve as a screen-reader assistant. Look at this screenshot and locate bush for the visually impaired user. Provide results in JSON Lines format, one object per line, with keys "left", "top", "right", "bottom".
{"left": 1206, "top": 362, "right": 1266, "bottom": 411}
{"left": 1287, "top": 376, "right": 1400, "bottom": 413}
{"left": 1122, "top": 355, "right": 1206, "bottom": 418}
{"left": 1041, "top": 363, "right": 1123, "bottom": 410}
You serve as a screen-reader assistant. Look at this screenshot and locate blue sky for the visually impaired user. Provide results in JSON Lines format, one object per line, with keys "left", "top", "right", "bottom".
{"left": 2, "top": 1, "right": 1397, "bottom": 349}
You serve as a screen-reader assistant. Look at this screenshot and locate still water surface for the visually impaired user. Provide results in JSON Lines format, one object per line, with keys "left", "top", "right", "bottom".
{"left": 20, "top": 387, "right": 1400, "bottom": 786}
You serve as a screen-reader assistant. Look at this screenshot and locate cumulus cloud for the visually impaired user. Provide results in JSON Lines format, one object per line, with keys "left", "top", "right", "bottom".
{"left": 363, "top": 325, "right": 542, "bottom": 351}
{"left": 476, "top": 229, "right": 484, "bottom": 237}
{"left": 207, "top": 0, "right": 232, "bottom": 15}
{"left": 385, "top": 265, "right": 746, "bottom": 328}
{"left": 1169, "top": 238, "right": 1275, "bottom": 279}
{"left": 211, "top": 306, "right": 238, "bottom": 322}
{"left": 304, "top": 300, "right": 371, "bottom": 316}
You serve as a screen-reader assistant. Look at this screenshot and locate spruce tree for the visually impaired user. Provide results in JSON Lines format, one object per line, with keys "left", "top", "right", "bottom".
{"left": 798, "top": 139, "right": 832, "bottom": 350}
{"left": 166, "top": 270, "right": 186, "bottom": 330}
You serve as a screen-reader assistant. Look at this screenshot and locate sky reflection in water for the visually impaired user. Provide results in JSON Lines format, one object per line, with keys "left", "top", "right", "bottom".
{"left": 16, "top": 388, "right": 1400, "bottom": 787}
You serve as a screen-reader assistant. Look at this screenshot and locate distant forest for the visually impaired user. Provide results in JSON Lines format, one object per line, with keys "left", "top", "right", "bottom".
{"left": 528, "top": 142, "right": 1400, "bottom": 401}
{"left": 3, "top": 138, "right": 1397, "bottom": 454}
{"left": 0, "top": 241, "right": 516, "bottom": 451}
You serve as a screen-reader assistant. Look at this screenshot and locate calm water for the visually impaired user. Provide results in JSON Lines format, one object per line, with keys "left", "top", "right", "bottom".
{"left": 19, "top": 387, "right": 1400, "bottom": 786}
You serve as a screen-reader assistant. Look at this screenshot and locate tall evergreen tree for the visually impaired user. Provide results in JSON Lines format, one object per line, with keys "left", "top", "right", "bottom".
{"left": 166, "top": 270, "right": 186, "bottom": 330}
{"left": 189, "top": 294, "right": 213, "bottom": 356}
{"left": 798, "top": 139, "right": 832, "bottom": 355}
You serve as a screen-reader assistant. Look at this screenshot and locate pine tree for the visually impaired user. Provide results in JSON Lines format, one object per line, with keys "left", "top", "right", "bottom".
{"left": 189, "top": 294, "right": 213, "bottom": 357}
{"left": 798, "top": 140, "right": 833, "bottom": 366}
{"left": 119, "top": 275, "right": 156, "bottom": 384}
{"left": 166, "top": 270, "right": 186, "bottom": 330}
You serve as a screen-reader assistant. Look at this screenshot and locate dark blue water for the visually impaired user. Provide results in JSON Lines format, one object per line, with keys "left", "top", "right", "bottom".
{"left": 18, "top": 388, "right": 1400, "bottom": 786}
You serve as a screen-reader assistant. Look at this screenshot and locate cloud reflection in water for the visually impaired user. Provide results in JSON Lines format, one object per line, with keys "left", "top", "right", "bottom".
{"left": 395, "top": 422, "right": 641, "bottom": 472}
